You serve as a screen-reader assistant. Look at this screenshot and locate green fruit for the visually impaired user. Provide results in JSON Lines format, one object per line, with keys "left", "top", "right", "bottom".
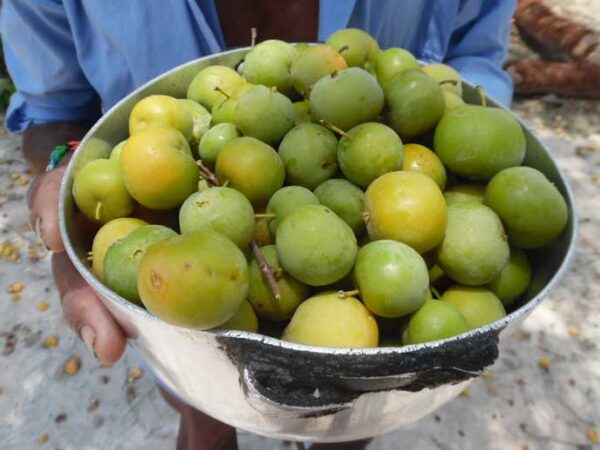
{"left": 487, "top": 247, "right": 532, "bottom": 305}
{"left": 385, "top": 70, "right": 445, "bottom": 137}
{"left": 337, "top": 122, "right": 403, "bottom": 187}
{"left": 325, "top": 28, "right": 380, "bottom": 67}
{"left": 310, "top": 68, "right": 384, "bottom": 131}
{"left": 72, "top": 159, "right": 135, "bottom": 223}
{"left": 402, "top": 143, "right": 446, "bottom": 190}
{"left": 373, "top": 48, "right": 419, "bottom": 87}
{"left": 186, "top": 65, "right": 244, "bottom": 110}
{"left": 404, "top": 299, "right": 468, "bottom": 344}
{"left": 178, "top": 99, "right": 211, "bottom": 151}
{"left": 129, "top": 95, "right": 194, "bottom": 142}
{"left": 354, "top": 240, "right": 429, "bottom": 318}
{"left": 276, "top": 205, "right": 358, "bottom": 286}
{"left": 293, "top": 100, "right": 312, "bottom": 125}
{"left": 242, "top": 40, "right": 298, "bottom": 96}
{"left": 443, "top": 91, "right": 465, "bottom": 110}
{"left": 484, "top": 167, "right": 568, "bottom": 248}
{"left": 248, "top": 245, "right": 309, "bottom": 321}
{"left": 444, "top": 184, "right": 486, "bottom": 205}
{"left": 210, "top": 82, "right": 254, "bottom": 125}
{"left": 278, "top": 123, "right": 338, "bottom": 189}
{"left": 198, "top": 123, "right": 241, "bottom": 165}
{"left": 435, "top": 202, "right": 509, "bottom": 286}
{"left": 220, "top": 300, "right": 258, "bottom": 332}
{"left": 420, "top": 63, "right": 462, "bottom": 96}
{"left": 138, "top": 231, "right": 248, "bottom": 329}
{"left": 441, "top": 285, "right": 506, "bottom": 330}
{"left": 266, "top": 186, "right": 319, "bottom": 234}
{"left": 434, "top": 105, "right": 526, "bottom": 180}
{"left": 215, "top": 137, "right": 285, "bottom": 206}
{"left": 234, "top": 85, "right": 295, "bottom": 145}
{"left": 91, "top": 218, "right": 147, "bottom": 280}
{"left": 179, "top": 187, "right": 255, "bottom": 248}
{"left": 109, "top": 140, "right": 127, "bottom": 162}
{"left": 314, "top": 179, "right": 365, "bottom": 233}
{"left": 120, "top": 127, "right": 199, "bottom": 209}
{"left": 290, "top": 44, "right": 347, "bottom": 96}
{"left": 103, "top": 225, "right": 177, "bottom": 304}
{"left": 282, "top": 292, "right": 378, "bottom": 348}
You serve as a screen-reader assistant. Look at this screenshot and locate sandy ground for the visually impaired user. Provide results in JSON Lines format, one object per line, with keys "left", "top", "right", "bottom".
{"left": 1, "top": 4, "right": 600, "bottom": 449}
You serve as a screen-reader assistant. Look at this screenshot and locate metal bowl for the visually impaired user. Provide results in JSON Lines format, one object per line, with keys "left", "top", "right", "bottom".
{"left": 59, "top": 47, "right": 577, "bottom": 443}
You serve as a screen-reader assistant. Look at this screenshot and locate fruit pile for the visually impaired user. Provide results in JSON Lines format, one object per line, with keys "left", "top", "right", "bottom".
{"left": 73, "top": 28, "right": 569, "bottom": 349}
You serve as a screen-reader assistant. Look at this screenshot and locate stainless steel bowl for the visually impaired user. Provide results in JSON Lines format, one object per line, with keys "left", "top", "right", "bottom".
{"left": 59, "top": 48, "right": 577, "bottom": 443}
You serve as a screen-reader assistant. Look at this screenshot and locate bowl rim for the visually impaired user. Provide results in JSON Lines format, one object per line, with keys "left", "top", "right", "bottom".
{"left": 59, "top": 46, "right": 579, "bottom": 356}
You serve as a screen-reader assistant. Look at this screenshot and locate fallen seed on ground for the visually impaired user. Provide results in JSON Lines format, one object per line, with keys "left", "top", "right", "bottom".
{"left": 8, "top": 282, "right": 24, "bottom": 293}
{"left": 63, "top": 356, "right": 81, "bottom": 376}
{"left": 567, "top": 326, "right": 581, "bottom": 337}
{"left": 18, "top": 177, "right": 30, "bottom": 186}
{"left": 39, "top": 434, "right": 48, "bottom": 444}
{"left": 37, "top": 302, "right": 49, "bottom": 311}
{"left": 587, "top": 427, "right": 599, "bottom": 444}
{"left": 459, "top": 388, "right": 470, "bottom": 397}
{"left": 538, "top": 357, "right": 552, "bottom": 370}
{"left": 128, "top": 366, "right": 143, "bottom": 382}
{"left": 44, "top": 336, "right": 59, "bottom": 348}
{"left": 10, "top": 172, "right": 19, "bottom": 180}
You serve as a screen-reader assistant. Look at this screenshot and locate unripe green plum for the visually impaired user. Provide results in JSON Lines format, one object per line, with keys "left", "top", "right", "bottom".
{"left": 290, "top": 44, "right": 347, "bottom": 96}
{"left": 179, "top": 187, "right": 255, "bottom": 248}
{"left": 138, "top": 231, "right": 248, "bottom": 329}
{"left": 276, "top": 205, "right": 357, "bottom": 286}
{"left": 104, "top": 225, "right": 177, "bottom": 304}
{"left": 443, "top": 91, "right": 465, "bottom": 110}
{"left": 266, "top": 186, "right": 319, "bottom": 234}
{"left": 434, "top": 105, "right": 526, "bottom": 180}
{"left": 278, "top": 123, "right": 338, "bottom": 189}
{"left": 314, "top": 179, "right": 365, "bottom": 234}
{"left": 215, "top": 137, "right": 285, "bottom": 206}
{"left": 354, "top": 240, "right": 429, "bottom": 318}
{"left": 129, "top": 95, "right": 194, "bottom": 142}
{"left": 373, "top": 48, "right": 419, "bottom": 87}
{"left": 109, "top": 140, "right": 127, "bottom": 162}
{"left": 220, "top": 300, "right": 258, "bottom": 332}
{"left": 72, "top": 159, "right": 135, "bottom": 223}
{"left": 435, "top": 202, "right": 509, "bottom": 286}
{"left": 178, "top": 99, "right": 211, "bottom": 151}
{"left": 248, "top": 245, "right": 309, "bottom": 321}
{"left": 402, "top": 143, "right": 446, "bottom": 190}
{"left": 444, "top": 184, "right": 486, "bottom": 205}
{"left": 186, "top": 65, "right": 244, "bottom": 110}
{"left": 403, "top": 299, "right": 468, "bottom": 345}
{"left": 441, "top": 285, "right": 506, "bottom": 330}
{"left": 385, "top": 70, "right": 445, "bottom": 137}
{"left": 310, "top": 68, "right": 384, "bottom": 131}
{"left": 337, "top": 122, "right": 403, "bottom": 187}
{"left": 120, "top": 127, "right": 199, "bottom": 209}
{"left": 242, "top": 40, "right": 298, "bottom": 96}
{"left": 210, "top": 82, "right": 253, "bottom": 125}
{"left": 293, "top": 100, "right": 312, "bottom": 125}
{"left": 91, "top": 217, "right": 147, "bottom": 280}
{"left": 484, "top": 167, "right": 568, "bottom": 248}
{"left": 420, "top": 63, "right": 462, "bottom": 96}
{"left": 325, "top": 28, "right": 380, "bottom": 68}
{"left": 487, "top": 247, "right": 532, "bottom": 305}
{"left": 198, "top": 123, "right": 241, "bottom": 165}
{"left": 282, "top": 292, "right": 379, "bottom": 348}
{"left": 234, "top": 85, "right": 295, "bottom": 145}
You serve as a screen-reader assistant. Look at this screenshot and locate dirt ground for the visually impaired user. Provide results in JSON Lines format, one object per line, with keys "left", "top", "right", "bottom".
{"left": 1, "top": 3, "right": 599, "bottom": 450}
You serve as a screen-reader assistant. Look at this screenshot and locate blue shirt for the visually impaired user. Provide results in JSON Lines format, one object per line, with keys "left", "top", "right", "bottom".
{"left": 1, "top": 0, "right": 516, "bottom": 133}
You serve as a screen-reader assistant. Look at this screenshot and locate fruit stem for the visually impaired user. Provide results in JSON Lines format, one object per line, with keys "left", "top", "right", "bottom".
{"left": 337, "top": 289, "right": 360, "bottom": 299}
{"left": 254, "top": 213, "right": 276, "bottom": 219}
{"left": 251, "top": 27, "right": 257, "bottom": 48}
{"left": 94, "top": 202, "right": 102, "bottom": 222}
{"left": 430, "top": 286, "right": 442, "bottom": 300}
{"left": 361, "top": 211, "right": 370, "bottom": 223}
{"left": 439, "top": 79, "right": 458, "bottom": 86}
{"left": 214, "top": 86, "right": 230, "bottom": 100}
{"left": 251, "top": 240, "right": 282, "bottom": 301}
{"left": 197, "top": 160, "right": 221, "bottom": 186}
{"left": 318, "top": 119, "right": 350, "bottom": 139}
{"left": 337, "top": 45, "right": 349, "bottom": 54}
{"left": 475, "top": 85, "right": 487, "bottom": 107}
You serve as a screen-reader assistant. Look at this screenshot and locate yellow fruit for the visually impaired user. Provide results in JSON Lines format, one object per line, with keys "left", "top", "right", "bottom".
{"left": 220, "top": 300, "right": 258, "bottom": 332}
{"left": 129, "top": 95, "right": 193, "bottom": 142}
{"left": 402, "top": 143, "right": 447, "bottom": 190}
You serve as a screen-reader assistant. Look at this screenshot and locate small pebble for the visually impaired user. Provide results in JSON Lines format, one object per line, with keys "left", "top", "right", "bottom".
{"left": 88, "top": 397, "right": 100, "bottom": 412}
{"left": 63, "top": 356, "right": 81, "bottom": 376}
{"left": 43, "top": 336, "right": 59, "bottom": 348}
{"left": 54, "top": 413, "right": 67, "bottom": 424}
{"left": 568, "top": 379, "right": 576, "bottom": 387}
{"left": 538, "top": 357, "right": 552, "bottom": 370}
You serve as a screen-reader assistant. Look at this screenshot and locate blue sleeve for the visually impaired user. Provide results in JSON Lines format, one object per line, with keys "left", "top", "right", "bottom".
{"left": 445, "top": 0, "right": 516, "bottom": 107}
{"left": 0, "top": 0, "right": 101, "bottom": 133}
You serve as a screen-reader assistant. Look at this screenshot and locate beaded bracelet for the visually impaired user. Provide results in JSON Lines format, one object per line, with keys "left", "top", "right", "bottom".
{"left": 45, "top": 141, "right": 80, "bottom": 172}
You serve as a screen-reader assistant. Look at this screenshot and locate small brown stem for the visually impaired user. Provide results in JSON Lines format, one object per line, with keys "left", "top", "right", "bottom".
{"left": 254, "top": 213, "right": 276, "bottom": 219}
{"left": 475, "top": 85, "right": 487, "bottom": 107}
{"left": 318, "top": 119, "right": 350, "bottom": 139}
{"left": 361, "top": 211, "right": 370, "bottom": 223}
{"left": 214, "top": 86, "right": 230, "bottom": 99}
{"left": 251, "top": 27, "right": 257, "bottom": 48}
{"left": 197, "top": 160, "right": 221, "bottom": 186}
{"left": 94, "top": 202, "right": 102, "bottom": 222}
{"left": 337, "top": 289, "right": 360, "bottom": 299}
{"left": 431, "top": 286, "right": 442, "bottom": 300}
{"left": 439, "top": 79, "right": 459, "bottom": 86}
{"left": 251, "top": 240, "right": 281, "bottom": 301}
{"left": 337, "top": 45, "right": 349, "bottom": 54}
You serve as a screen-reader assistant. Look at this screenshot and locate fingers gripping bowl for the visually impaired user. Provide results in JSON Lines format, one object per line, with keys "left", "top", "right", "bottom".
{"left": 59, "top": 45, "right": 577, "bottom": 442}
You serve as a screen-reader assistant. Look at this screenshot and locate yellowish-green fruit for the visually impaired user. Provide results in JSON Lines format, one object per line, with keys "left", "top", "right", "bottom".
{"left": 129, "top": 95, "right": 194, "bottom": 142}
{"left": 266, "top": 186, "right": 319, "bottom": 234}
{"left": 420, "top": 63, "right": 462, "bottom": 96}
{"left": 444, "top": 184, "right": 486, "bottom": 205}
{"left": 109, "top": 140, "right": 127, "bottom": 161}
{"left": 138, "top": 231, "right": 248, "bottom": 329}
{"left": 220, "top": 300, "right": 258, "bottom": 332}
{"left": 290, "top": 44, "right": 347, "bottom": 96}
{"left": 443, "top": 91, "right": 465, "bottom": 110}
{"left": 314, "top": 179, "right": 365, "bottom": 234}
{"left": 373, "top": 48, "right": 419, "bottom": 87}
{"left": 282, "top": 292, "right": 379, "bottom": 348}
{"left": 72, "top": 159, "right": 135, "bottom": 223}
{"left": 198, "top": 123, "right": 241, "bottom": 165}
{"left": 248, "top": 245, "right": 309, "bottom": 321}
{"left": 242, "top": 39, "right": 298, "bottom": 96}
{"left": 441, "top": 285, "right": 506, "bottom": 330}
{"left": 402, "top": 143, "right": 447, "bottom": 190}
{"left": 487, "top": 247, "right": 532, "bottom": 305}
{"left": 293, "top": 100, "right": 312, "bottom": 125}
{"left": 186, "top": 65, "right": 244, "bottom": 110}
{"left": 403, "top": 299, "right": 468, "bottom": 345}
{"left": 91, "top": 217, "right": 147, "bottom": 280}
{"left": 364, "top": 171, "right": 447, "bottom": 253}
{"left": 325, "top": 28, "right": 380, "bottom": 67}
{"left": 120, "top": 127, "right": 199, "bottom": 209}
{"left": 178, "top": 99, "right": 211, "bottom": 150}
{"left": 210, "top": 82, "right": 254, "bottom": 125}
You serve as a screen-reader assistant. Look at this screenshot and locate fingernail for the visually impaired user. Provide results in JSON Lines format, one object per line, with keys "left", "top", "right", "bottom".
{"left": 79, "top": 325, "right": 97, "bottom": 359}
{"left": 34, "top": 216, "right": 50, "bottom": 251}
